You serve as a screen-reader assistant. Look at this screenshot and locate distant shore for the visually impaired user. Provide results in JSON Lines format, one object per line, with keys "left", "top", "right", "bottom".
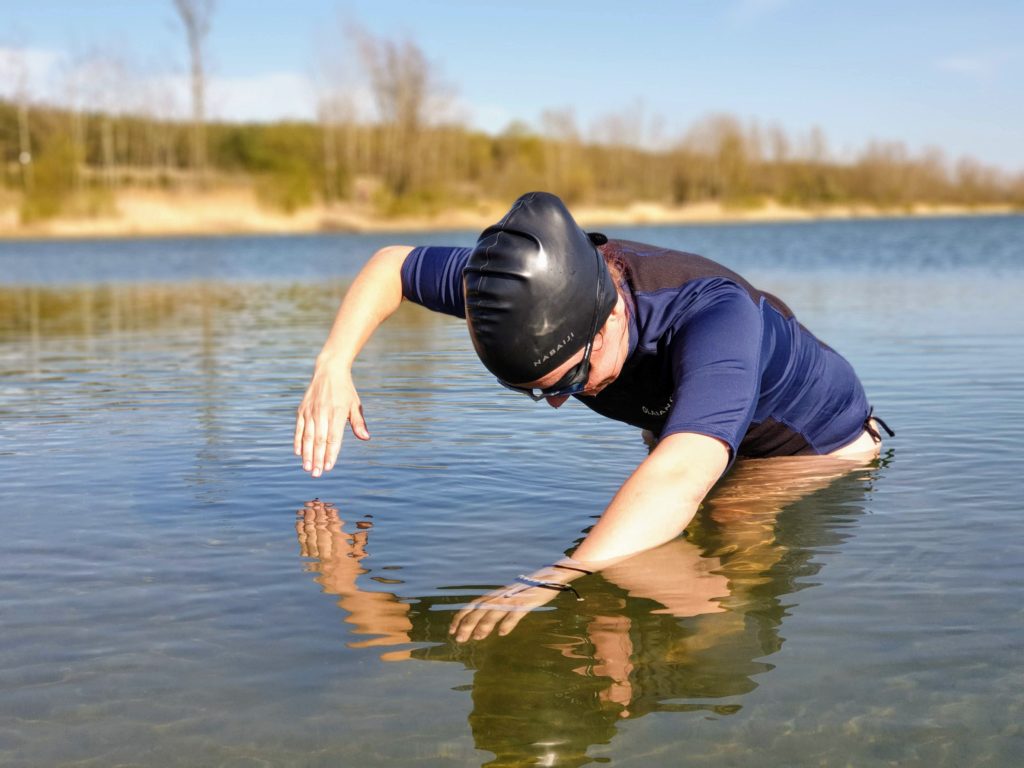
{"left": 0, "top": 188, "right": 1016, "bottom": 241}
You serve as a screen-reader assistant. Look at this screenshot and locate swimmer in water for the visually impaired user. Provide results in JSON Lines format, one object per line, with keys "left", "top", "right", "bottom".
{"left": 294, "top": 191, "right": 893, "bottom": 642}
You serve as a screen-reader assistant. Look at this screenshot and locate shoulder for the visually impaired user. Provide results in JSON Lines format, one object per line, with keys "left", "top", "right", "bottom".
{"left": 606, "top": 239, "right": 795, "bottom": 319}
{"left": 603, "top": 240, "right": 750, "bottom": 294}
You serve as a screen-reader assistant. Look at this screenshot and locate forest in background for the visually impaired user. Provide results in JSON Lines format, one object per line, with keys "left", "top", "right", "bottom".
{"left": 5, "top": 96, "right": 1021, "bottom": 227}
{"left": 2, "top": 3, "right": 1022, "bottom": 226}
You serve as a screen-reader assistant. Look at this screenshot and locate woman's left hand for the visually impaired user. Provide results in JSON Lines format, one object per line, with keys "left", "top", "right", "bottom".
{"left": 449, "top": 580, "right": 561, "bottom": 642}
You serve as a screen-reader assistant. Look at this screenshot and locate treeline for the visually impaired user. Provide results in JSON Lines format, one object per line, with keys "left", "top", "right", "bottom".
{"left": 3, "top": 98, "right": 1022, "bottom": 224}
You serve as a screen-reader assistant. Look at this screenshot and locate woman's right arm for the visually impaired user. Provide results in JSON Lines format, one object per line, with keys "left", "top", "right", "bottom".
{"left": 294, "top": 245, "right": 413, "bottom": 477}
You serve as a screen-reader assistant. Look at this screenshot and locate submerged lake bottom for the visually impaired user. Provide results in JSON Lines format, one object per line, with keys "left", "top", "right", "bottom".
{"left": 1, "top": 216, "right": 1023, "bottom": 766}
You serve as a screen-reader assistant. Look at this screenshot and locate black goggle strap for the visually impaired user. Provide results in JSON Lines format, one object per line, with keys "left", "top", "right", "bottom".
{"left": 542, "top": 249, "right": 605, "bottom": 397}
{"left": 548, "top": 340, "right": 592, "bottom": 389}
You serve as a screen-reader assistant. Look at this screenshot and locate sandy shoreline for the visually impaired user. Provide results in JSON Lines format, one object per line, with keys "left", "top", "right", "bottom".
{"left": 0, "top": 188, "right": 1016, "bottom": 241}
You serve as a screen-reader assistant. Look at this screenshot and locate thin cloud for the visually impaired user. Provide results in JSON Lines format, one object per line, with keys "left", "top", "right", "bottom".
{"left": 937, "top": 56, "right": 993, "bottom": 75}
{"left": 935, "top": 51, "right": 1017, "bottom": 78}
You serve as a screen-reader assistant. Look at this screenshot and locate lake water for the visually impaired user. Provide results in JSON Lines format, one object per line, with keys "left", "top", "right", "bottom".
{"left": 1, "top": 215, "right": 1022, "bottom": 767}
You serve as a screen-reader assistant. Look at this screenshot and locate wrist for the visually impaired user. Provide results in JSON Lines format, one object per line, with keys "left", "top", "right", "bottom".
{"left": 315, "top": 350, "right": 354, "bottom": 373}
{"left": 553, "top": 558, "right": 595, "bottom": 576}
{"left": 515, "top": 574, "right": 583, "bottom": 602}
{"left": 530, "top": 560, "right": 594, "bottom": 584}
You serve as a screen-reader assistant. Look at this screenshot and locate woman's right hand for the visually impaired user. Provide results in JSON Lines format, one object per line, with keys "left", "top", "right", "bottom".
{"left": 293, "top": 245, "right": 410, "bottom": 477}
{"left": 294, "top": 359, "right": 370, "bottom": 477}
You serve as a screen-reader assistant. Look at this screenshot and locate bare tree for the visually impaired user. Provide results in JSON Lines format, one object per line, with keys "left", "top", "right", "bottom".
{"left": 541, "top": 107, "right": 592, "bottom": 201}
{"left": 312, "top": 22, "right": 365, "bottom": 204}
{"left": 590, "top": 104, "right": 636, "bottom": 202}
{"left": 57, "top": 48, "right": 88, "bottom": 194}
{"left": 172, "top": 0, "right": 215, "bottom": 185}
{"left": 1, "top": 46, "right": 35, "bottom": 192}
{"left": 317, "top": 93, "right": 360, "bottom": 202}
{"left": 353, "top": 26, "right": 442, "bottom": 200}
{"left": 680, "top": 114, "right": 752, "bottom": 201}
{"left": 72, "top": 49, "right": 129, "bottom": 190}
{"left": 588, "top": 100, "right": 667, "bottom": 202}
{"left": 131, "top": 62, "right": 179, "bottom": 184}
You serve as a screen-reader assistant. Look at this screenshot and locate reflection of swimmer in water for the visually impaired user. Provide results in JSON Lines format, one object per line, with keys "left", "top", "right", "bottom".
{"left": 297, "top": 457, "right": 880, "bottom": 765}
{"left": 295, "top": 191, "right": 894, "bottom": 642}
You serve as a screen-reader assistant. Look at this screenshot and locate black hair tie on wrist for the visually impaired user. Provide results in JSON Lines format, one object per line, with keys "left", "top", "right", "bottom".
{"left": 551, "top": 563, "right": 593, "bottom": 576}
{"left": 516, "top": 575, "right": 583, "bottom": 601}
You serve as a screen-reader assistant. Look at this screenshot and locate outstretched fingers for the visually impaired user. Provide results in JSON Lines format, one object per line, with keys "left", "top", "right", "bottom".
{"left": 496, "top": 608, "right": 530, "bottom": 637}
{"left": 325, "top": 405, "right": 351, "bottom": 473}
{"left": 293, "top": 411, "right": 306, "bottom": 457}
{"left": 296, "top": 378, "right": 369, "bottom": 477}
{"left": 449, "top": 583, "right": 557, "bottom": 642}
{"left": 350, "top": 400, "right": 370, "bottom": 441}
{"left": 298, "top": 404, "right": 369, "bottom": 477}
{"left": 311, "top": 416, "right": 330, "bottom": 477}
{"left": 300, "top": 410, "right": 318, "bottom": 473}
{"left": 325, "top": 423, "right": 342, "bottom": 473}
{"left": 450, "top": 601, "right": 494, "bottom": 643}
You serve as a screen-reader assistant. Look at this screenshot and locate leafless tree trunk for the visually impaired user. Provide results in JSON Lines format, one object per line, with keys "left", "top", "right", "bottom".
{"left": 319, "top": 101, "right": 340, "bottom": 202}
{"left": 70, "top": 110, "right": 85, "bottom": 193}
{"left": 354, "top": 28, "right": 436, "bottom": 200}
{"left": 17, "top": 99, "right": 33, "bottom": 193}
{"left": 172, "top": 0, "right": 215, "bottom": 186}
{"left": 3, "top": 48, "right": 35, "bottom": 192}
{"left": 542, "top": 108, "right": 590, "bottom": 201}
{"left": 589, "top": 100, "right": 655, "bottom": 202}
{"left": 765, "top": 123, "right": 789, "bottom": 200}
{"left": 101, "top": 115, "right": 116, "bottom": 188}
{"left": 318, "top": 95, "right": 356, "bottom": 202}
{"left": 76, "top": 50, "right": 127, "bottom": 190}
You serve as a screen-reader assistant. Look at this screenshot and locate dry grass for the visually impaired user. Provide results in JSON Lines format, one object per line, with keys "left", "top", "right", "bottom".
{"left": 0, "top": 187, "right": 1014, "bottom": 240}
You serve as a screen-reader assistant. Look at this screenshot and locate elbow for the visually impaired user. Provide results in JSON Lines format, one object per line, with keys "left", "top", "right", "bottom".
{"left": 682, "top": 479, "right": 712, "bottom": 508}
{"left": 646, "top": 432, "right": 730, "bottom": 507}
{"left": 672, "top": 474, "right": 713, "bottom": 512}
{"left": 372, "top": 245, "right": 414, "bottom": 265}
{"left": 367, "top": 246, "right": 415, "bottom": 305}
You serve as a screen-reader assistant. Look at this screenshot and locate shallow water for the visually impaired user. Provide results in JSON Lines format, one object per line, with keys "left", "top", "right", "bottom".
{"left": 1, "top": 216, "right": 1023, "bottom": 767}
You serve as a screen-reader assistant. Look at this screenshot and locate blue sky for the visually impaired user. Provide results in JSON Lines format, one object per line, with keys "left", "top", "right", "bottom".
{"left": 3, "top": 0, "right": 1022, "bottom": 171}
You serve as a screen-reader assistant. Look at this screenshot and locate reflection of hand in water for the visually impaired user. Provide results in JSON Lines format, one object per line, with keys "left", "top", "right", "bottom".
{"left": 560, "top": 456, "right": 875, "bottom": 718}
{"left": 569, "top": 538, "right": 730, "bottom": 717}
{"left": 602, "top": 537, "right": 729, "bottom": 617}
{"left": 295, "top": 500, "right": 412, "bottom": 660}
{"left": 586, "top": 614, "right": 636, "bottom": 716}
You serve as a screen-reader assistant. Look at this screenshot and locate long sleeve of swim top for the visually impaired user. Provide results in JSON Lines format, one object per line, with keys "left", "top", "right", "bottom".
{"left": 400, "top": 246, "right": 472, "bottom": 318}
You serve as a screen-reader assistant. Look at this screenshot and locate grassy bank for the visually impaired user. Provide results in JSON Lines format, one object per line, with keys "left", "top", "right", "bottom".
{"left": 0, "top": 186, "right": 1016, "bottom": 241}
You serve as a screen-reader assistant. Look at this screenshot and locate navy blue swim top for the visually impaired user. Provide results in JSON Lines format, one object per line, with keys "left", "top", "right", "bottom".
{"left": 400, "top": 239, "right": 873, "bottom": 461}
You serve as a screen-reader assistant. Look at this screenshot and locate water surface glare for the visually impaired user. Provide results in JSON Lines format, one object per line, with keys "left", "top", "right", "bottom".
{"left": 1, "top": 216, "right": 1023, "bottom": 767}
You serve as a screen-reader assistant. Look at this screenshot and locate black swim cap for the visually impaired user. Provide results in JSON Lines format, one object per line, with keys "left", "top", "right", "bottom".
{"left": 463, "top": 191, "right": 617, "bottom": 385}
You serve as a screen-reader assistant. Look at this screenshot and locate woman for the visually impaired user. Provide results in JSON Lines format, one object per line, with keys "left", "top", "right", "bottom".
{"left": 294, "top": 191, "right": 892, "bottom": 642}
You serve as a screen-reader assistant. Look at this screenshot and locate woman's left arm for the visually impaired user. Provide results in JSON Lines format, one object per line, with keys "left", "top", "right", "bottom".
{"left": 572, "top": 432, "right": 728, "bottom": 563}
{"left": 449, "top": 432, "right": 729, "bottom": 642}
